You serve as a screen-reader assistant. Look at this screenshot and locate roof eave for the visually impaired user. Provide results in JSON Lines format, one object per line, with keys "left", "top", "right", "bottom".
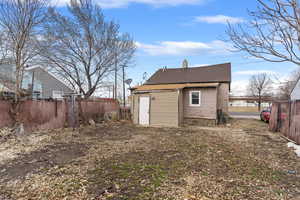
{"left": 145, "top": 81, "right": 230, "bottom": 85}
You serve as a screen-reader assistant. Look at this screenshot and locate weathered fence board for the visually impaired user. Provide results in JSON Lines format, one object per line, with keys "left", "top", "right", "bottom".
{"left": 19, "top": 100, "right": 67, "bottom": 131}
{"left": 0, "top": 98, "right": 120, "bottom": 131}
{"left": 269, "top": 102, "right": 279, "bottom": 132}
{"left": 269, "top": 100, "right": 300, "bottom": 144}
{"left": 0, "top": 101, "right": 14, "bottom": 128}
{"left": 280, "top": 102, "right": 290, "bottom": 137}
{"left": 120, "top": 107, "right": 131, "bottom": 120}
{"left": 289, "top": 101, "right": 300, "bottom": 144}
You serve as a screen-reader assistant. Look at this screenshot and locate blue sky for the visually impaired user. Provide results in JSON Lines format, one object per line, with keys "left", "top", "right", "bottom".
{"left": 55, "top": 0, "right": 299, "bottom": 95}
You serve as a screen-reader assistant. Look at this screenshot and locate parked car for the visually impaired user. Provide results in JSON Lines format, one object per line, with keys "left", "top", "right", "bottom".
{"left": 260, "top": 107, "right": 271, "bottom": 123}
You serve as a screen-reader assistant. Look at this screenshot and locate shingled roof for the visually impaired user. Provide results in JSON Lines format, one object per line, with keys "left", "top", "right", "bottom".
{"left": 145, "top": 63, "right": 231, "bottom": 85}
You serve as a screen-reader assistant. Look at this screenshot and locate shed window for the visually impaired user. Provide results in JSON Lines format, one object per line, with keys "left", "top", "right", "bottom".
{"left": 189, "top": 91, "right": 201, "bottom": 106}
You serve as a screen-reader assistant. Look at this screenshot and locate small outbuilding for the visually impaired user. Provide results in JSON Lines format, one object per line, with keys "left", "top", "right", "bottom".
{"left": 130, "top": 62, "right": 231, "bottom": 127}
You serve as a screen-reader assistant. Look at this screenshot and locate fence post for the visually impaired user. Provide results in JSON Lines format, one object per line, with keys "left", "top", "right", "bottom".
{"left": 77, "top": 96, "right": 86, "bottom": 125}
{"left": 55, "top": 99, "right": 58, "bottom": 117}
{"left": 64, "top": 98, "right": 69, "bottom": 128}
{"left": 288, "top": 101, "right": 292, "bottom": 139}
{"left": 277, "top": 102, "right": 281, "bottom": 132}
{"left": 293, "top": 100, "right": 300, "bottom": 145}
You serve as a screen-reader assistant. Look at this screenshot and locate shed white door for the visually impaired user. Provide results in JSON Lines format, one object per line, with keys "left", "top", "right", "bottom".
{"left": 139, "top": 96, "right": 150, "bottom": 125}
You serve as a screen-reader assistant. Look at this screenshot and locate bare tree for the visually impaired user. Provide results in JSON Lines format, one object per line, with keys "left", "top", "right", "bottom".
{"left": 0, "top": 0, "right": 47, "bottom": 101}
{"left": 277, "top": 67, "right": 300, "bottom": 99}
{"left": 248, "top": 73, "right": 273, "bottom": 111}
{"left": 227, "top": 0, "right": 300, "bottom": 65}
{"left": 0, "top": 31, "right": 9, "bottom": 64}
{"left": 39, "top": 0, "right": 135, "bottom": 98}
{"left": 0, "top": 0, "right": 47, "bottom": 131}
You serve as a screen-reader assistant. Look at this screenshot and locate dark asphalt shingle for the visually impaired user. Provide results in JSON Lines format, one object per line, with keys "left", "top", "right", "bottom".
{"left": 145, "top": 63, "right": 231, "bottom": 85}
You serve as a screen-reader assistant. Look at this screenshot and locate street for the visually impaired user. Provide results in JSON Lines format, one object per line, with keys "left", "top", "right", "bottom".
{"left": 230, "top": 112, "right": 260, "bottom": 119}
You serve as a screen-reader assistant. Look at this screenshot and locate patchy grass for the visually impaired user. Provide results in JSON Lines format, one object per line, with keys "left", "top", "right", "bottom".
{"left": 229, "top": 106, "right": 260, "bottom": 113}
{"left": 89, "top": 156, "right": 168, "bottom": 199}
{"left": 1, "top": 120, "right": 300, "bottom": 200}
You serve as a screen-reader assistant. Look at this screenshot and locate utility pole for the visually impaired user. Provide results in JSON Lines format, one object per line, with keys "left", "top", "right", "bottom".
{"left": 114, "top": 52, "right": 117, "bottom": 100}
{"left": 112, "top": 85, "right": 115, "bottom": 99}
{"left": 108, "top": 85, "right": 111, "bottom": 98}
{"left": 31, "top": 70, "right": 35, "bottom": 99}
{"left": 122, "top": 64, "right": 126, "bottom": 107}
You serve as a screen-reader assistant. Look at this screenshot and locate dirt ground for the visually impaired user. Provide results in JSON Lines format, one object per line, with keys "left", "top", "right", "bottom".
{"left": 1, "top": 119, "right": 300, "bottom": 200}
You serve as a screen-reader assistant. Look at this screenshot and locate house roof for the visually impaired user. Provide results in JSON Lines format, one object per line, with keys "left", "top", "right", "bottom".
{"left": 133, "top": 83, "right": 219, "bottom": 91}
{"left": 290, "top": 75, "right": 300, "bottom": 96}
{"left": 26, "top": 66, "right": 73, "bottom": 92}
{"left": 145, "top": 63, "right": 231, "bottom": 85}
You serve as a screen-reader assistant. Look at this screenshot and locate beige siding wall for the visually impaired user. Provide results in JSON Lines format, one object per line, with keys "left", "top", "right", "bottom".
{"left": 131, "top": 91, "right": 179, "bottom": 127}
{"left": 132, "top": 95, "right": 140, "bottom": 124}
{"left": 150, "top": 91, "right": 179, "bottom": 127}
{"left": 183, "top": 88, "right": 217, "bottom": 119}
{"left": 217, "top": 83, "right": 230, "bottom": 114}
{"left": 178, "top": 89, "right": 184, "bottom": 126}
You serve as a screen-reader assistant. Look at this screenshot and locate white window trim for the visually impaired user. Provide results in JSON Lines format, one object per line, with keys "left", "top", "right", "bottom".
{"left": 189, "top": 90, "right": 201, "bottom": 107}
{"left": 52, "top": 90, "right": 64, "bottom": 99}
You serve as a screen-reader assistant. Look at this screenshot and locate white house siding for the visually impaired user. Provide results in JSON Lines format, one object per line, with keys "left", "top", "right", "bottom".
{"left": 26, "top": 67, "right": 73, "bottom": 99}
{"left": 0, "top": 63, "right": 14, "bottom": 80}
{"left": 291, "top": 80, "right": 300, "bottom": 100}
{"left": 0, "top": 63, "right": 43, "bottom": 93}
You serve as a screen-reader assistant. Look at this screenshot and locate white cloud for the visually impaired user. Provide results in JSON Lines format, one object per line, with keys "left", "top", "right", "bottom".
{"left": 234, "top": 70, "right": 275, "bottom": 76}
{"left": 51, "top": 0, "right": 206, "bottom": 8}
{"left": 194, "top": 15, "right": 244, "bottom": 24}
{"left": 231, "top": 80, "right": 249, "bottom": 96}
{"left": 136, "top": 40, "right": 233, "bottom": 56}
{"left": 189, "top": 64, "right": 209, "bottom": 67}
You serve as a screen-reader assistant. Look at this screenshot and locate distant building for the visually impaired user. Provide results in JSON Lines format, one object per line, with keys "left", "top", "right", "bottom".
{"left": 291, "top": 77, "right": 300, "bottom": 100}
{"left": 229, "top": 96, "right": 272, "bottom": 108}
{"left": 130, "top": 63, "right": 231, "bottom": 127}
{"left": 26, "top": 66, "right": 74, "bottom": 99}
{"left": 0, "top": 61, "right": 73, "bottom": 99}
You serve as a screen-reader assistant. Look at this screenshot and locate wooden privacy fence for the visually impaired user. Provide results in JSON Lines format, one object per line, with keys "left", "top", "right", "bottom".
{"left": 120, "top": 107, "right": 131, "bottom": 121}
{"left": 0, "top": 98, "right": 121, "bottom": 131}
{"left": 269, "top": 100, "right": 300, "bottom": 144}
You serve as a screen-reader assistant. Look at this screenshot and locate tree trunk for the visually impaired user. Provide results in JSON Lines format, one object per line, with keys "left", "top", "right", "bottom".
{"left": 9, "top": 100, "right": 25, "bottom": 136}
{"left": 77, "top": 96, "right": 87, "bottom": 125}
{"left": 258, "top": 95, "right": 262, "bottom": 112}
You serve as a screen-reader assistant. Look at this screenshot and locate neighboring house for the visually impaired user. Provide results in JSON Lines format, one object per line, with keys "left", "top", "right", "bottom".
{"left": 130, "top": 62, "right": 231, "bottom": 127}
{"left": 229, "top": 96, "right": 272, "bottom": 108}
{"left": 26, "top": 66, "right": 74, "bottom": 99}
{"left": 0, "top": 60, "right": 16, "bottom": 93}
{"left": 0, "top": 61, "right": 73, "bottom": 99}
{"left": 291, "top": 76, "right": 300, "bottom": 100}
{"left": 0, "top": 74, "right": 15, "bottom": 93}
